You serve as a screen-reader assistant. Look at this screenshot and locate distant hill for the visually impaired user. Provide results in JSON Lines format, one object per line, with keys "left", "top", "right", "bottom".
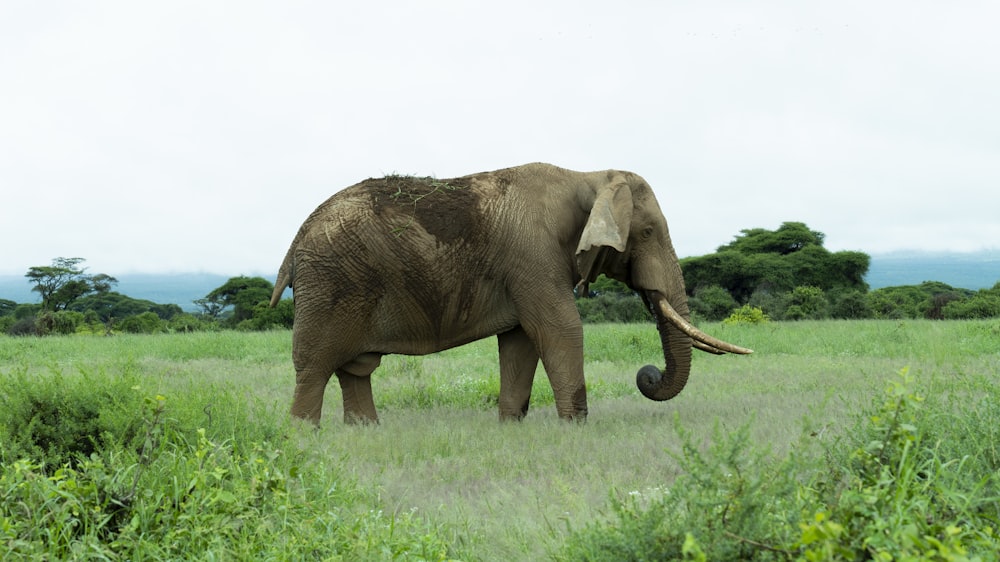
{"left": 866, "top": 250, "right": 999, "bottom": 290}
{"left": 2, "top": 251, "right": 998, "bottom": 310}
{"left": 0, "top": 273, "right": 240, "bottom": 312}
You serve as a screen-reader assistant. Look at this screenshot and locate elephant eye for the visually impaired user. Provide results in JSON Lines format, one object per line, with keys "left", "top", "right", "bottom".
{"left": 641, "top": 226, "right": 654, "bottom": 240}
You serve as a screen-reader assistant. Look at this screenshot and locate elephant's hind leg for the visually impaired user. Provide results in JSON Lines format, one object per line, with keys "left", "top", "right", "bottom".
{"left": 336, "top": 353, "right": 382, "bottom": 424}
{"left": 497, "top": 327, "right": 540, "bottom": 421}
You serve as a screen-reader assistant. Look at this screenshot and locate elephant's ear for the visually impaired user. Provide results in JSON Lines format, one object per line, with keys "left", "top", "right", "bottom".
{"left": 575, "top": 178, "right": 633, "bottom": 284}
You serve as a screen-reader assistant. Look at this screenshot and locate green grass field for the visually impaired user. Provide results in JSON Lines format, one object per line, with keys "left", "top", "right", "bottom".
{"left": 2, "top": 320, "right": 999, "bottom": 560}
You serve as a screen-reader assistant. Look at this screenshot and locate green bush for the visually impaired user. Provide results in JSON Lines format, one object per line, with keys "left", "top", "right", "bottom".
{"left": 118, "top": 311, "right": 165, "bottom": 334}
{"left": 828, "top": 288, "right": 873, "bottom": 319}
{"left": 943, "top": 283, "right": 1000, "bottom": 319}
{"left": 558, "top": 368, "right": 1000, "bottom": 560}
{"left": 0, "top": 368, "right": 457, "bottom": 560}
{"left": 722, "top": 304, "right": 770, "bottom": 325}
{"left": 784, "top": 285, "right": 829, "bottom": 320}
{"left": 0, "top": 367, "right": 146, "bottom": 468}
{"left": 576, "top": 293, "right": 649, "bottom": 323}
{"left": 689, "top": 285, "right": 739, "bottom": 321}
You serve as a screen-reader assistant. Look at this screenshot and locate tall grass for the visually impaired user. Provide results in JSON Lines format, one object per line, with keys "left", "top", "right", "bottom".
{"left": 2, "top": 320, "right": 998, "bottom": 559}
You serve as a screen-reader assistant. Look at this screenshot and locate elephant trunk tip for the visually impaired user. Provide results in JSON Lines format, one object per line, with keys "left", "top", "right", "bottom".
{"left": 636, "top": 364, "right": 684, "bottom": 402}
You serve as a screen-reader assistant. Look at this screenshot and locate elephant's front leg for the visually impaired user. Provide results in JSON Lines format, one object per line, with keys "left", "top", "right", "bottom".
{"left": 497, "top": 326, "right": 540, "bottom": 421}
{"left": 520, "top": 302, "right": 588, "bottom": 421}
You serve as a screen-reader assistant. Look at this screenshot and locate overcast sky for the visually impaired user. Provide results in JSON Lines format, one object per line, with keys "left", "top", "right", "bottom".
{"left": 2, "top": 2, "right": 998, "bottom": 276}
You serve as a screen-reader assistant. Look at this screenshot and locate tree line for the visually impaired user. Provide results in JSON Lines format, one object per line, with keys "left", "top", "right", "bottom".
{"left": 0, "top": 258, "right": 293, "bottom": 336}
{"left": 3, "top": 224, "right": 999, "bottom": 336}
{"left": 577, "top": 222, "right": 1000, "bottom": 322}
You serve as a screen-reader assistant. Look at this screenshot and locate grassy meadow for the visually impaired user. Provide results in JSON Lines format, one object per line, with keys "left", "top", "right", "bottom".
{"left": 2, "top": 320, "right": 999, "bottom": 560}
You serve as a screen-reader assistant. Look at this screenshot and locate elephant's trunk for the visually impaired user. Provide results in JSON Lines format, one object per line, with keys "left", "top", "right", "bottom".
{"left": 636, "top": 291, "right": 753, "bottom": 401}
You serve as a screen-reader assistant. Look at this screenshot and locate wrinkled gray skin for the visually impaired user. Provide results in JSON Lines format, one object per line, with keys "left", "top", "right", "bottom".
{"left": 270, "top": 163, "right": 751, "bottom": 425}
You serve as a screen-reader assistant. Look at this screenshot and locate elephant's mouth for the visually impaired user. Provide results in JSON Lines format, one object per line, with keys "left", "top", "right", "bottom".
{"left": 635, "top": 291, "right": 753, "bottom": 401}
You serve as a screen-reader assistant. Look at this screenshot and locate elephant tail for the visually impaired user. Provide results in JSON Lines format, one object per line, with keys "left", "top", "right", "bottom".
{"left": 269, "top": 248, "right": 294, "bottom": 307}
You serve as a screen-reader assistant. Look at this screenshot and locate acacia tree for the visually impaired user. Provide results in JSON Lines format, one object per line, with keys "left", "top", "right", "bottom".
{"left": 202, "top": 276, "right": 275, "bottom": 325}
{"left": 681, "top": 223, "right": 870, "bottom": 303}
{"left": 24, "top": 257, "right": 118, "bottom": 312}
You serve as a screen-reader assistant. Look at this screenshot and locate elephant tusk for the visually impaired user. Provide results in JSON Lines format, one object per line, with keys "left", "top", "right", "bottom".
{"left": 654, "top": 293, "right": 754, "bottom": 355}
{"left": 693, "top": 340, "right": 726, "bottom": 355}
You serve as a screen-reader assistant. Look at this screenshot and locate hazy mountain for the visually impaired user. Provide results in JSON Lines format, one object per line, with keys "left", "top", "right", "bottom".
{"left": 866, "top": 250, "right": 999, "bottom": 290}
{"left": 1, "top": 251, "right": 997, "bottom": 310}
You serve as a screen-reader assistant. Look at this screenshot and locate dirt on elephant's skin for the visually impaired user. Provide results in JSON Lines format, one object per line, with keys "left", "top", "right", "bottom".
{"left": 363, "top": 175, "right": 481, "bottom": 244}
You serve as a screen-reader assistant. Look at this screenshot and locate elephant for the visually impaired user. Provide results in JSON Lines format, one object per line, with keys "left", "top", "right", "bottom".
{"left": 269, "top": 162, "right": 752, "bottom": 425}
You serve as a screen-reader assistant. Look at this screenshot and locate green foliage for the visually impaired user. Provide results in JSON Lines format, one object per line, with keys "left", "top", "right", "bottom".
{"left": 24, "top": 257, "right": 118, "bottom": 312}
{"left": 3, "top": 322, "right": 1000, "bottom": 560}
{"left": 718, "top": 221, "right": 825, "bottom": 255}
{"left": 118, "top": 311, "right": 166, "bottom": 334}
{"left": 201, "top": 276, "right": 276, "bottom": 327}
{"left": 584, "top": 275, "right": 635, "bottom": 296}
{"left": 0, "top": 366, "right": 456, "bottom": 560}
{"left": 943, "top": 282, "right": 1000, "bottom": 319}
{"left": 868, "top": 281, "right": 976, "bottom": 320}
{"left": 575, "top": 275, "right": 650, "bottom": 323}
{"left": 681, "top": 223, "right": 870, "bottom": 305}
{"left": 239, "top": 298, "right": 295, "bottom": 330}
{"left": 828, "top": 288, "right": 872, "bottom": 319}
{"left": 723, "top": 304, "right": 770, "bottom": 325}
{"left": 559, "top": 367, "right": 1000, "bottom": 560}
{"left": 783, "top": 285, "right": 829, "bottom": 320}
{"left": 167, "top": 312, "right": 216, "bottom": 333}
{"left": 559, "top": 417, "right": 805, "bottom": 560}
{"left": 0, "top": 366, "right": 146, "bottom": 468}
{"left": 797, "top": 367, "right": 1000, "bottom": 559}
{"left": 690, "top": 285, "right": 739, "bottom": 321}
{"left": 71, "top": 291, "right": 182, "bottom": 323}
{"left": 576, "top": 294, "right": 649, "bottom": 323}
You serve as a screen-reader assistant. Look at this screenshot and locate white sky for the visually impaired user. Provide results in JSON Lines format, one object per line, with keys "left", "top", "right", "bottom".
{"left": 2, "top": 1, "right": 998, "bottom": 276}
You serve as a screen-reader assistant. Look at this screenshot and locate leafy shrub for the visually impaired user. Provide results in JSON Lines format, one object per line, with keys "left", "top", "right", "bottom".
{"left": 5, "top": 316, "right": 40, "bottom": 336}
{"left": 51, "top": 310, "right": 85, "bottom": 334}
{"left": 784, "top": 285, "right": 829, "bottom": 320}
{"left": 689, "top": 285, "right": 739, "bottom": 321}
{"left": 559, "top": 418, "right": 804, "bottom": 560}
{"left": 558, "top": 368, "right": 1000, "bottom": 560}
{"left": 0, "top": 367, "right": 146, "bottom": 468}
{"left": 237, "top": 298, "right": 295, "bottom": 330}
{"left": 797, "top": 368, "right": 1000, "bottom": 558}
{"left": 0, "top": 368, "right": 457, "bottom": 560}
{"left": 828, "top": 288, "right": 873, "bottom": 319}
{"left": 576, "top": 293, "right": 649, "bottom": 323}
{"left": 167, "top": 312, "right": 215, "bottom": 332}
{"left": 943, "top": 283, "right": 1000, "bottom": 319}
{"left": 867, "top": 282, "right": 978, "bottom": 320}
{"left": 722, "top": 304, "right": 770, "bottom": 325}
{"left": 118, "top": 311, "right": 165, "bottom": 334}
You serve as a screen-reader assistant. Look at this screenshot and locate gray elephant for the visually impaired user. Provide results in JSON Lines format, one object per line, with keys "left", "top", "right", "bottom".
{"left": 270, "top": 163, "right": 751, "bottom": 425}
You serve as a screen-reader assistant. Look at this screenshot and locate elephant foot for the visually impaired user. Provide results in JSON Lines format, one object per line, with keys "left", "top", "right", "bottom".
{"left": 344, "top": 411, "right": 380, "bottom": 425}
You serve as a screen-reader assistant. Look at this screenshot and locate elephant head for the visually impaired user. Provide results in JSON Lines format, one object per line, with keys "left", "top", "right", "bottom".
{"left": 575, "top": 172, "right": 752, "bottom": 403}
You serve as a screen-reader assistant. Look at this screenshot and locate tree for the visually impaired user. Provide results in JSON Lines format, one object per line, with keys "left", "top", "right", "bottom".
{"left": 0, "top": 299, "right": 16, "bottom": 317}
{"left": 716, "top": 222, "right": 825, "bottom": 255}
{"left": 689, "top": 285, "right": 739, "bottom": 321}
{"left": 24, "top": 257, "right": 117, "bottom": 312}
{"left": 681, "top": 223, "right": 870, "bottom": 304}
{"left": 70, "top": 292, "right": 182, "bottom": 323}
{"left": 943, "top": 282, "right": 1000, "bottom": 319}
{"left": 203, "top": 276, "right": 276, "bottom": 325}
{"left": 866, "top": 282, "right": 973, "bottom": 319}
